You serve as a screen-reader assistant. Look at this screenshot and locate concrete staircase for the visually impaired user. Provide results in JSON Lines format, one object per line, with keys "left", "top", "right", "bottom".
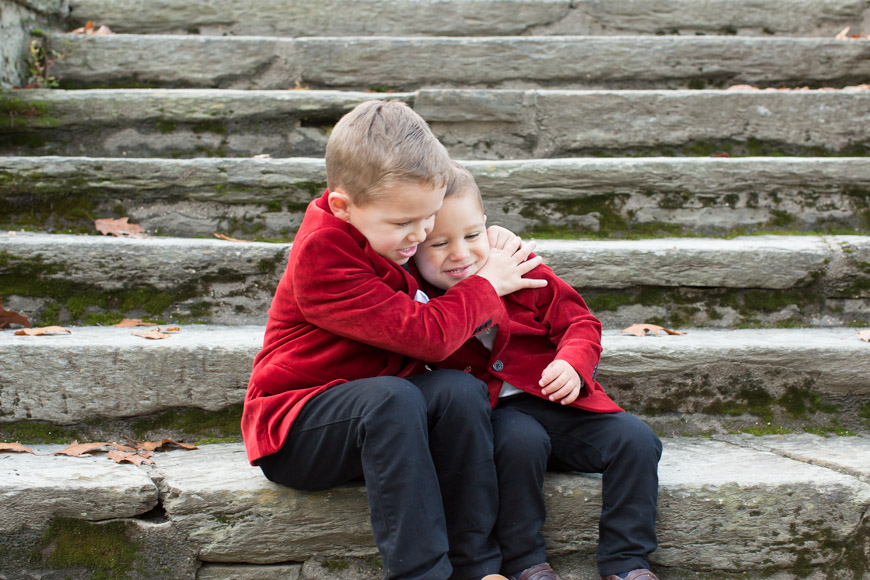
{"left": 1, "top": 0, "right": 870, "bottom": 578}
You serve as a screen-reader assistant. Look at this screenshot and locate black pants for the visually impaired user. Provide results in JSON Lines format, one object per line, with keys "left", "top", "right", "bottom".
{"left": 257, "top": 370, "right": 501, "bottom": 580}
{"left": 492, "top": 394, "right": 662, "bottom": 577}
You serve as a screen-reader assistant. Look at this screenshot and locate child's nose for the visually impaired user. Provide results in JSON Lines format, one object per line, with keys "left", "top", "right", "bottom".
{"left": 450, "top": 245, "right": 470, "bottom": 260}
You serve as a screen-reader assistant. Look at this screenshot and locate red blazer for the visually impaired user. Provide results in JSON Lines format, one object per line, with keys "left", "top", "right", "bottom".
{"left": 242, "top": 190, "right": 508, "bottom": 464}
{"left": 425, "top": 263, "right": 623, "bottom": 414}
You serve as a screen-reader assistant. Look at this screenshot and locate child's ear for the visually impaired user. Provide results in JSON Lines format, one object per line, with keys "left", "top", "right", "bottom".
{"left": 328, "top": 190, "right": 352, "bottom": 221}
{"left": 483, "top": 214, "right": 488, "bottom": 225}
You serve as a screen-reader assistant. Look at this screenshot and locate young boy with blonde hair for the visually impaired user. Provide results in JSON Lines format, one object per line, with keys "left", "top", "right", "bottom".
{"left": 242, "top": 100, "right": 545, "bottom": 580}
{"left": 413, "top": 163, "right": 663, "bottom": 580}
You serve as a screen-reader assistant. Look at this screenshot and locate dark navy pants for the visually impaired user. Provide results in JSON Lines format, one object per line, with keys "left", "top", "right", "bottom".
{"left": 257, "top": 370, "right": 501, "bottom": 580}
{"left": 491, "top": 394, "right": 662, "bottom": 577}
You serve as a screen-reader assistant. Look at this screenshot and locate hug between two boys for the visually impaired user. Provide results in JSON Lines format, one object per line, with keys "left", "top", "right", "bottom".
{"left": 242, "top": 100, "right": 662, "bottom": 580}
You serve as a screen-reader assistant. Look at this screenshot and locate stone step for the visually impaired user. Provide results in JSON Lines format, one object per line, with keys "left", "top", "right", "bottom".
{"left": 3, "top": 88, "right": 868, "bottom": 158}
{"left": 1, "top": 324, "right": 868, "bottom": 436}
{"left": 2, "top": 436, "right": 868, "bottom": 579}
{"left": 3, "top": 156, "right": 870, "bottom": 238}
{"left": 2, "top": 232, "right": 868, "bottom": 328}
{"left": 46, "top": 33, "right": 870, "bottom": 91}
{"left": 63, "top": 0, "right": 870, "bottom": 38}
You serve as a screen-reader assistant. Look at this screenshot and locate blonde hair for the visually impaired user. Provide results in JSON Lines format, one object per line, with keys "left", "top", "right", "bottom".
{"left": 445, "top": 161, "right": 484, "bottom": 212}
{"left": 325, "top": 100, "right": 452, "bottom": 205}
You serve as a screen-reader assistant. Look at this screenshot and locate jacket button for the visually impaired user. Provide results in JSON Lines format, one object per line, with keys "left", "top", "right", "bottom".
{"left": 492, "top": 360, "right": 504, "bottom": 372}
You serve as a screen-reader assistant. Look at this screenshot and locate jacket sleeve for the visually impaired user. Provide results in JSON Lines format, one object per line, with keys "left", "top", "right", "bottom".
{"left": 293, "top": 228, "right": 506, "bottom": 362}
{"left": 533, "top": 265, "right": 603, "bottom": 388}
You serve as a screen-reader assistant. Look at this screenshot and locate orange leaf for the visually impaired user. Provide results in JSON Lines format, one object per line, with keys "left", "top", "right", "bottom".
{"left": 0, "top": 299, "right": 31, "bottom": 329}
{"left": 620, "top": 323, "right": 685, "bottom": 337}
{"left": 0, "top": 442, "right": 35, "bottom": 454}
{"left": 132, "top": 330, "right": 172, "bottom": 340}
{"left": 835, "top": 26, "right": 850, "bottom": 39}
{"left": 136, "top": 439, "right": 198, "bottom": 452}
{"left": 858, "top": 330, "right": 870, "bottom": 342}
{"left": 213, "top": 232, "right": 245, "bottom": 242}
{"left": 15, "top": 326, "right": 71, "bottom": 336}
{"left": 95, "top": 217, "right": 146, "bottom": 238}
{"left": 107, "top": 450, "right": 155, "bottom": 465}
{"left": 710, "top": 152, "right": 730, "bottom": 158}
{"left": 55, "top": 441, "right": 111, "bottom": 457}
{"left": 112, "top": 318, "right": 152, "bottom": 327}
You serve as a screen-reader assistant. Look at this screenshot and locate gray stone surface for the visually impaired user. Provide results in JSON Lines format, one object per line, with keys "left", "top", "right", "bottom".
{"left": 0, "top": 445, "right": 158, "bottom": 533}
{"left": 4, "top": 156, "right": 870, "bottom": 237}
{"left": 63, "top": 0, "right": 870, "bottom": 37}
{"left": 5, "top": 88, "right": 870, "bottom": 158}
{"left": 418, "top": 89, "right": 870, "bottom": 158}
{"left": 2, "top": 325, "right": 867, "bottom": 427}
{"left": 0, "top": 325, "right": 262, "bottom": 423}
{"left": 198, "top": 563, "right": 302, "bottom": 580}
{"left": 48, "top": 34, "right": 870, "bottom": 90}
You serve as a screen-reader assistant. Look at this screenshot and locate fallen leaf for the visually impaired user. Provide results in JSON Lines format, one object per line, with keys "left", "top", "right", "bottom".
{"left": 15, "top": 326, "right": 71, "bottom": 336}
{"left": 620, "top": 323, "right": 685, "bottom": 337}
{"left": 108, "top": 450, "right": 155, "bottom": 465}
{"left": 95, "top": 217, "right": 146, "bottom": 237}
{"left": 835, "top": 26, "right": 850, "bottom": 39}
{"left": 845, "top": 83, "right": 870, "bottom": 91}
{"left": 252, "top": 153, "right": 272, "bottom": 159}
{"left": 0, "top": 442, "right": 35, "bottom": 454}
{"left": 710, "top": 152, "right": 730, "bottom": 158}
{"left": 71, "top": 21, "right": 113, "bottom": 35}
{"left": 0, "top": 299, "right": 31, "bottom": 329}
{"left": 112, "top": 318, "right": 152, "bottom": 327}
{"left": 132, "top": 330, "right": 172, "bottom": 340}
{"left": 133, "top": 439, "right": 198, "bottom": 452}
{"left": 726, "top": 84, "right": 759, "bottom": 91}
{"left": 55, "top": 441, "right": 135, "bottom": 457}
{"left": 858, "top": 330, "right": 870, "bottom": 342}
{"left": 213, "top": 232, "right": 245, "bottom": 242}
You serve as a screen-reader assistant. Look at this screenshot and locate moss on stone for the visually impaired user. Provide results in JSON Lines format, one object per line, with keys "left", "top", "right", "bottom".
{"left": 39, "top": 518, "right": 140, "bottom": 580}
{"left": 128, "top": 405, "right": 242, "bottom": 441}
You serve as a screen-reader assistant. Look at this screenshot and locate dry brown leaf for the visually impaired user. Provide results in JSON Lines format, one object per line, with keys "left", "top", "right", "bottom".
{"left": 135, "top": 439, "right": 198, "bottom": 452}
{"left": 835, "top": 26, "right": 850, "bottom": 39}
{"left": 620, "top": 323, "right": 685, "bottom": 337}
{"left": 71, "top": 21, "right": 113, "bottom": 35}
{"left": 0, "top": 299, "right": 31, "bottom": 329}
{"left": 95, "top": 217, "right": 146, "bottom": 238}
{"left": 55, "top": 441, "right": 111, "bottom": 457}
{"left": 0, "top": 442, "right": 35, "bottom": 454}
{"left": 132, "top": 330, "right": 172, "bottom": 340}
{"left": 213, "top": 232, "right": 246, "bottom": 242}
{"left": 710, "top": 152, "right": 730, "bottom": 158}
{"left": 858, "top": 330, "right": 870, "bottom": 342}
{"left": 108, "top": 450, "right": 155, "bottom": 465}
{"left": 15, "top": 326, "right": 71, "bottom": 336}
{"left": 845, "top": 83, "right": 870, "bottom": 91}
{"left": 112, "top": 318, "right": 152, "bottom": 327}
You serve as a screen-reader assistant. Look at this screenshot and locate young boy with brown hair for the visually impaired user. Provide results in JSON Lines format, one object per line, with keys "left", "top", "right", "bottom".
{"left": 242, "top": 100, "right": 546, "bottom": 580}
{"left": 413, "top": 163, "right": 663, "bottom": 580}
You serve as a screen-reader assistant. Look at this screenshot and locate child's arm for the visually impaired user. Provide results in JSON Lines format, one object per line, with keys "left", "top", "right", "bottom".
{"left": 292, "top": 228, "right": 542, "bottom": 361}
{"left": 532, "top": 264, "right": 604, "bottom": 397}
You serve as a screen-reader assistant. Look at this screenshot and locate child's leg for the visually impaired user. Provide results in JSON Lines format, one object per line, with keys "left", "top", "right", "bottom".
{"left": 257, "top": 376, "right": 453, "bottom": 580}
{"left": 405, "top": 369, "right": 503, "bottom": 580}
{"left": 490, "top": 405, "right": 551, "bottom": 577}
{"left": 498, "top": 396, "right": 662, "bottom": 578}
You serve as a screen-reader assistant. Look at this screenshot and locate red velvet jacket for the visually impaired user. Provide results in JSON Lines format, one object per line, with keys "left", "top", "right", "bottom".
{"left": 242, "top": 190, "right": 508, "bottom": 464}
{"left": 424, "top": 264, "right": 622, "bottom": 414}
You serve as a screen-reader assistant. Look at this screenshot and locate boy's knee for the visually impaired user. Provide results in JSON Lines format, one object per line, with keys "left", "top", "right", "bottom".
{"left": 493, "top": 415, "right": 550, "bottom": 463}
{"left": 428, "top": 369, "right": 490, "bottom": 409}
{"left": 616, "top": 414, "right": 662, "bottom": 460}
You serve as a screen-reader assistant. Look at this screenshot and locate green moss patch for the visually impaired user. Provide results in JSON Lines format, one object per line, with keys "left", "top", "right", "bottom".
{"left": 38, "top": 518, "right": 140, "bottom": 580}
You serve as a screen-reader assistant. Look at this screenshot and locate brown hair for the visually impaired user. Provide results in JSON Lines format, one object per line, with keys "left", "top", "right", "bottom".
{"left": 325, "top": 100, "right": 452, "bottom": 205}
{"left": 444, "top": 161, "right": 484, "bottom": 212}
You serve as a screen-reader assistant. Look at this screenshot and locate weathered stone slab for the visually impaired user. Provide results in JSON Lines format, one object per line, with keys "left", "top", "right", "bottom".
{"left": 63, "top": 0, "right": 869, "bottom": 37}
{"left": 48, "top": 34, "right": 870, "bottom": 90}
{"left": 418, "top": 89, "right": 870, "bottom": 158}
{"left": 2, "top": 326, "right": 867, "bottom": 430}
{"left": 147, "top": 440, "right": 870, "bottom": 575}
{"left": 652, "top": 438, "right": 870, "bottom": 572}
{"left": 0, "top": 231, "right": 289, "bottom": 324}
{"left": 0, "top": 325, "right": 262, "bottom": 423}
{"left": 198, "top": 563, "right": 302, "bottom": 580}
{"left": 5, "top": 88, "right": 870, "bottom": 158}
{"left": 0, "top": 445, "right": 158, "bottom": 533}
{"left": 534, "top": 236, "right": 830, "bottom": 290}
{"left": 0, "top": 89, "right": 412, "bottom": 158}
{"left": 3, "top": 156, "right": 870, "bottom": 238}
{"left": 719, "top": 433, "right": 870, "bottom": 484}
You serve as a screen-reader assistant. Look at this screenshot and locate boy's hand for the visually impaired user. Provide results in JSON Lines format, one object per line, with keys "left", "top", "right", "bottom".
{"left": 477, "top": 237, "right": 547, "bottom": 296}
{"left": 539, "top": 359, "right": 583, "bottom": 405}
{"left": 487, "top": 225, "right": 519, "bottom": 250}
